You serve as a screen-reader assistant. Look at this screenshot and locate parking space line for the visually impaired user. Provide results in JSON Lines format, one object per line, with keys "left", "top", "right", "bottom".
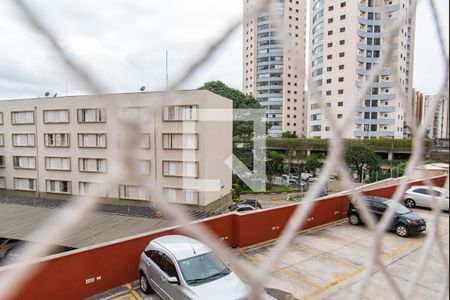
{"left": 290, "top": 243, "right": 361, "bottom": 270}
{"left": 312, "top": 230, "right": 370, "bottom": 251}
{"left": 239, "top": 251, "right": 323, "bottom": 290}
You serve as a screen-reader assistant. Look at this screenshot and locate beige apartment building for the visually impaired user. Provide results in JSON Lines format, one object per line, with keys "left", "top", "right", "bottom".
{"left": 422, "top": 93, "right": 449, "bottom": 139}
{"left": 0, "top": 90, "right": 233, "bottom": 211}
{"left": 308, "top": 0, "right": 415, "bottom": 139}
{"left": 243, "top": 0, "right": 307, "bottom": 137}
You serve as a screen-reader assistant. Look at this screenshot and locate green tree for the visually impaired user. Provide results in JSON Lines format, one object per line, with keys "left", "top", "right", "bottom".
{"left": 392, "top": 162, "right": 408, "bottom": 178}
{"left": 305, "top": 154, "right": 322, "bottom": 176}
{"left": 344, "top": 143, "right": 381, "bottom": 183}
{"left": 281, "top": 131, "right": 298, "bottom": 138}
{"left": 266, "top": 151, "right": 287, "bottom": 188}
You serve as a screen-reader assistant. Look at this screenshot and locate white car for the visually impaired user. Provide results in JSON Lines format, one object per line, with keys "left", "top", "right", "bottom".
{"left": 139, "top": 235, "right": 249, "bottom": 300}
{"left": 403, "top": 186, "right": 449, "bottom": 211}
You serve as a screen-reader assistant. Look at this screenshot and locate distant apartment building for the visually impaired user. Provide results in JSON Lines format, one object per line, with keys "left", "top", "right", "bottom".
{"left": 243, "top": 0, "right": 307, "bottom": 137}
{"left": 308, "top": 0, "right": 415, "bottom": 139}
{"left": 0, "top": 90, "right": 232, "bottom": 211}
{"left": 421, "top": 93, "right": 449, "bottom": 139}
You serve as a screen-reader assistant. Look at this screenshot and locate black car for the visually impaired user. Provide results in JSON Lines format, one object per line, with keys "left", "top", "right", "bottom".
{"left": 229, "top": 199, "right": 262, "bottom": 211}
{"left": 347, "top": 196, "right": 426, "bottom": 237}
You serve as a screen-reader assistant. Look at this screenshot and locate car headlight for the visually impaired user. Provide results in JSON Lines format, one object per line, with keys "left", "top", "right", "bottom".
{"left": 406, "top": 219, "right": 419, "bottom": 225}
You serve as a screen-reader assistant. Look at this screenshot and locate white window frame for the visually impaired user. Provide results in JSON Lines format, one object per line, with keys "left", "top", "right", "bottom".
{"left": 45, "top": 157, "right": 71, "bottom": 171}
{"left": 0, "top": 155, "right": 5, "bottom": 168}
{"left": 119, "top": 185, "right": 147, "bottom": 201}
{"left": 79, "top": 158, "right": 107, "bottom": 173}
{"left": 44, "top": 133, "right": 70, "bottom": 148}
{"left": 46, "top": 180, "right": 71, "bottom": 194}
{"left": 77, "top": 108, "right": 106, "bottom": 123}
{"left": 14, "top": 178, "right": 36, "bottom": 191}
{"left": 12, "top": 133, "right": 35, "bottom": 147}
{"left": 78, "top": 134, "right": 107, "bottom": 148}
{"left": 0, "top": 177, "right": 5, "bottom": 189}
{"left": 0, "top": 134, "right": 4, "bottom": 147}
{"left": 13, "top": 156, "right": 36, "bottom": 170}
{"left": 11, "top": 111, "right": 34, "bottom": 125}
{"left": 43, "top": 109, "right": 70, "bottom": 124}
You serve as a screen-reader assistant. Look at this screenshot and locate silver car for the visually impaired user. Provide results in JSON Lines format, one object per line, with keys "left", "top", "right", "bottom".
{"left": 403, "top": 186, "right": 449, "bottom": 211}
{"left": 138, "top": 235, "right": 249, "bottom": 300}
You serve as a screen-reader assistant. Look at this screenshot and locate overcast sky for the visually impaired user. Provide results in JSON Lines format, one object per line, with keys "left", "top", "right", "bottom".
{"left": 0, "top": 0, "right": 448, "bottom": 100}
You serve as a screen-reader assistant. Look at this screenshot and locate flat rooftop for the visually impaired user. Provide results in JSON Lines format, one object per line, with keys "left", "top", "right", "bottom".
{"left": 0, "top": 203, "right": 173, "bottom": 248}
{"left": 92, "top": 208, "right": 449, "bottom": 300}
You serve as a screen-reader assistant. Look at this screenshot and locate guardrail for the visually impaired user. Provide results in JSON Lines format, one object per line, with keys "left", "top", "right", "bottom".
{"left": 0, "top": 175, "right": 447, "bottom": 300}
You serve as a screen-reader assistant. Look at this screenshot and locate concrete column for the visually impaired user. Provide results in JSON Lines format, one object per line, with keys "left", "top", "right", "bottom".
{"left": 388, "top": 151, "right": 393, "bottom": 161}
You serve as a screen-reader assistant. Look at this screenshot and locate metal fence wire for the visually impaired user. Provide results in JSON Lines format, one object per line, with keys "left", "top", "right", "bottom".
{"left": 0, "top": 0, "right": 449, "bottom": 299}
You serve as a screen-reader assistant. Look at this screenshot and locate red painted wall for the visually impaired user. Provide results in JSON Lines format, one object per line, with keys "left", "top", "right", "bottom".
{"left": 1, "top": 175, "right": 447, "bottom": 300}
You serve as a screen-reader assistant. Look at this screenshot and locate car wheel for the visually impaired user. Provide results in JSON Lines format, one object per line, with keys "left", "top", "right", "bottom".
{"left": 404, "top": 199, "right": 416, "bottom": 208}
{"left": 139, "top": 272, "right": 151, "bottom": 295}
{"left": 395, "top": 224, "right": 409, "bottom": 238}
{"left": 349, "top": 214, "right": 361, "bottom": 225}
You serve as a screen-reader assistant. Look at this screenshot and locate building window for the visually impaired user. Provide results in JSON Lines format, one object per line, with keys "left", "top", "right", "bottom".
{"left": 77, "top": 108, "right": 106, "bottom": 123}
{"left": 339, "top": 65, "right": 345, "bottom": 70}
{"left": 118, "top": 133, "right": 150, "bottom": 149}
{"left": 326, "top": 91, "right": 332, "bottom": 96}
{"left": 43, "top": 110, "right": 70, "bottom": 124}
{"left": 341, "top": 2, "right": 346, "bottom": 7}
{"left": 14, "top": 178, "right": 36, "bottom": 191}
{"left": 0, "top": 112, "right": 3, "bottom": 125}
{"left": 163, "top": 161, "right": 198, "bottom": 178}
{"left": 0, "top": 155, "right": 4, "bottom": 168}
{"left": 45, "top": 157, "right": 71, "bottom": 171}
{"left": 163, "top": 105, "right": 198, "bottom": 121}
{"left": 44, "top": 133, "right": 70, "bottom": 148}
{"left": 338, "top": 90, "right": 344, "bottom": 95}
{"left": 340, "top": 15, "right": 346, "bottom": 20}
{"left": 162, "top": 134, "right": 198, "bottom": 150}
{"left": 13, "top": 156, "right": 36, "bottom": 169}
{"left": 12, "top": 133, "right": 35, "bottom": 147}
{"left": 340, "top": 27, "right": 346, "bottom": 32}
{"left": 119, "top": 185, "right": 147, "bottom": 201}
{"left": 11, "top": 111, "right": 34, "bottom": 125}
{"left": 120, "top": 107, "right": 151, "bottom": 123}
{"left": 46, "top": 180, "right": 71, "bottom": 194}
{"left": 338, "top": 102, "right": 344, "bottom": 107}
{"left": 0, "top": 177, "right": 5, "bottom": 189}
{"left": 0, "top": 134, "right": 3, "bottom": 147}
{"left": 140, "top": 160, "right": 151, "bottom": 175}
{"left": 79, "top": 182, "right": 106, "bottom": 197}
{"left": 339, "top": 52, "right": 345, "bottom": 57}
{"left": 78, "top": 134, "right": 107, "bottom": 148}
{"left": 165, "top": 188, "right": 198, "bottom": 205}
{"left": 79, "top": 158, "right": 107, "bottom": 173}
{"left": 339, "top": 40, "right": 345, "bottom": 45}
{"left": 337, "top": 114, "right": 343, "bottom": 119}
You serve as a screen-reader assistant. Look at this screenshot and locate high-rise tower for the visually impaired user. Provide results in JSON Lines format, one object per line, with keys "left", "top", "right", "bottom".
{"left": 243, "top": 0, "right": 307, "bottom": 137}
{"left": 308, "top": 0, "right": 415, "bottom": 139}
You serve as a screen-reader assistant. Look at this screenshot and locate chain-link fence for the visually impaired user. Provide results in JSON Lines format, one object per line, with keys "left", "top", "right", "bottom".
{"left": 0, "top": 0, "right": 448, "bottom": 299}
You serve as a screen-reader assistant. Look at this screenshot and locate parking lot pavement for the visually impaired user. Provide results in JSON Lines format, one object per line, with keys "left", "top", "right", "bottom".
{"left": 93, "top": 208, "right": 448, "bottom": 300}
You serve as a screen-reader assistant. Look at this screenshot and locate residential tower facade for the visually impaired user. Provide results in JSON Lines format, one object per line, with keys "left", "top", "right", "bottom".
{"left": 243, "top": 0, "right": 307, "bottom": 137}
{"left": 308, "top": 0, "right": 415, "bottom": 139}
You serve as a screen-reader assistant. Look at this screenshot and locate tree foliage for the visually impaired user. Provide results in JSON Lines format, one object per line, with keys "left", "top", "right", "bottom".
{"left": 281, "top": 131, "right": 298, "bottom": 139}
{"left": 266, "top": 151, "right": 286, "bottom": 188}
{"left": 344, "top": 143, "right": 381, "bottom": 182}
{"left": 305, "top": 154, "right": 323, "bottom": 176}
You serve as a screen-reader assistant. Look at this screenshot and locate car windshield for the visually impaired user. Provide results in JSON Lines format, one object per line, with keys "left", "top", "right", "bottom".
{"left": 385, "top": 201, "right": 411, "bottom": 215}
{"left": 178, "top": 252, "right": 231, "bottom": 286}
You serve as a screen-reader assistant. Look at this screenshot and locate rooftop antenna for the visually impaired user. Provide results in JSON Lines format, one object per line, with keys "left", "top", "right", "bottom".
{"left": 187, "top": 237, "right": 196, "bottom": 255}
{"left": 53, "top": 93, "right": 58, "bottom": 98}
{"left": 166, "top": 49, "right": 169, "bottom": 91}
{"left": 140, "top": 86, "right": 146, "bottom": 92}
